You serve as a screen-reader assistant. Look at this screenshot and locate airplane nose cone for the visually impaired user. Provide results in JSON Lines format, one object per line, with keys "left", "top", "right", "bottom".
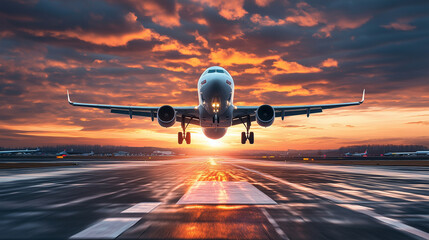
{"left": 206, "top": 77, "right": 225, "bottom": 89}
{"left": 201, "top": 77, "right": 231, "bottom": 114}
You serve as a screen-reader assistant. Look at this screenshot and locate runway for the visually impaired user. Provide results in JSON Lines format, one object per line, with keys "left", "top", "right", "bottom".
{"left": 1, "top": 157, "right": 429, "bottom": 240}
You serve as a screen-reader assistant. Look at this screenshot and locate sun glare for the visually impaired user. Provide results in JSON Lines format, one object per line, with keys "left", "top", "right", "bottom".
{"left": 206, "top": 138, "right": 223, "bottom": 148}
{"left": 208, "top": 157, "right": 217, "bottom": 165}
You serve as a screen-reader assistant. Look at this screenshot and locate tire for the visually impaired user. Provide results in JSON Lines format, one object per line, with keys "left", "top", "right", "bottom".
{"left": 249, "top": 132, "right": 254, "bottom": 144}
{"left": 178, "top": 132, "right": 183, "bottom": 144}
{"left": 241, "top": 132, "right": 247, "bottom": 144}
{"left": 185, "top": 132, "right": 191, "bottom": 144}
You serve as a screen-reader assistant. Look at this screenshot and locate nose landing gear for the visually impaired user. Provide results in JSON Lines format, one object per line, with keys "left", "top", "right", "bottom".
{"left": 178, "top": 117, "right": 192, "bottom": 144}
{"left": 240, "top": 116, "right": 254, "bottom": 144}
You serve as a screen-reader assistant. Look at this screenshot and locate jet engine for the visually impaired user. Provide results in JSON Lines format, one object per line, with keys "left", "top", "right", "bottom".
{"left": 157, "top": 105, "right": 176, "bottom": 127}
{"left": 256, "top": 104, "right": 275, "bottom": 127}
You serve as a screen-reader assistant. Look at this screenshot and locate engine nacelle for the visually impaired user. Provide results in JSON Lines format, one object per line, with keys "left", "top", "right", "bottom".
{"left": 157, "top": 105, "right": 176, "bottom": 128}
{"left": 256, "top": 104, "right": 275, "bottom": 127}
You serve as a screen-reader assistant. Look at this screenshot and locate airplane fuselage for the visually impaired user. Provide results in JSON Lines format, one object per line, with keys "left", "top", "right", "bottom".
{"left": 198, "top": 66, "right": 235, "bottom": 139}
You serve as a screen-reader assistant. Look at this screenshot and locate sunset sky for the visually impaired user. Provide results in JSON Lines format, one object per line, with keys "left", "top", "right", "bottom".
{"left": 0, "top": 0, "right": 428, "bottom": 151}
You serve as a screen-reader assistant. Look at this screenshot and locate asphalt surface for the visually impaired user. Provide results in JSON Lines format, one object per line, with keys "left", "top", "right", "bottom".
{"left": 1, "top": 157, "right": 429, "bottom": 240}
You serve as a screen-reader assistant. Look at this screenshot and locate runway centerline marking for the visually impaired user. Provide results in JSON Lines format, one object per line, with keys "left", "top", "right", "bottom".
{"left": 261, "top": 208, "right": 290, "bottom": 240}
{"left": 177, "top": 181, "right": 277, "bottom": 205}
{"left": 122, "top": 202, "right": 161, "bottom": 213}
{"left": 70, "top": 217, "right": 140, "bottom": 239}
{"left": 232, "top": 163, "right": 429, "bottom": 240}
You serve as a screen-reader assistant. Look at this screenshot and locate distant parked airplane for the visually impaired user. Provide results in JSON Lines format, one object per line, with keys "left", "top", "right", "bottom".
{"left": 67, "top": 66, "right": 365, "bottom": 144}
{"left": 56, "top": 150, "right": 94, "bottom": 157}
{"left": 384, "top": 151, "right": 429, "bottom": 156}
{"left": 345, "top": 149, "right": 368, "bottom": 157}
{"left": 0, "top": 148, "right": 40, "bottom": 155}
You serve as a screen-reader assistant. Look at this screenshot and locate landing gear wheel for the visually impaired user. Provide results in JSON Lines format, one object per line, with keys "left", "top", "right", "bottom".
{"left": 185, "top": 132, "right": 191, "bottom": 144}
{"left": 240, "top": 116, "right": 253, "bottom": 144}
{"left": 178, "top": 132, "right": 183, "bottom": 144}
{"left": 241, "top": 132, "right": 247, "bottom": 144}
{"left": 249, "top": 132, "right": 254, "bottom": 144}
{"left": 179, "top": 116, "right": 194, "bottom": 145}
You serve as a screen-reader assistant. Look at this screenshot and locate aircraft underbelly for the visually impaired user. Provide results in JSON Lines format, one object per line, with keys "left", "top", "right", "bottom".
{"left": 202, "top": 127, "right": 228, "bottom": 139}
{"left": 199, "top": 106, "right": 233, "bottom": 128}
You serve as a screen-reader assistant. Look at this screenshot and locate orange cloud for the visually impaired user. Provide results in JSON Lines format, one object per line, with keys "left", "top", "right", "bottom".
{"left": 210, "top": 48, "right": 322, "bottom": 74}
{"left": 209, "top": 48, "right": 275, "bottom": 66}
{"left": 315, "top": 16, "right": 371, "bottom": 38}
{"left": 152, "top": 39, "right": 202, "bottom": 55}
{"left": 251, "top": 3, "right": 322, "bottom": 28}
{"left": 282, "top": 3, "right": 371, "bottom": 38}
{"left": 192, "top": 31, "right": 209, "bottom": 48}
{"left": 271, "top": 59, "right": 322, "bottom": 74}
{"left": 23, "top": 12, "right": 166, "bottom": 47}
{"left": 129, "top": 1, "right": 181, "bottom": 27}
{"left": 320, "top": 58, "right": 338, "bottom": 68}
{"left": 193, "top": 17, "right": 208, "bottom": 26}
{"left": 285, "top": 2, "right": 322, "bottom": 27}
{"left": 250, "top": 14, "right": 285, "bottom": 26}
{"left": 198, "top": 0, "right": 247, "bottom": 20}
{"left": 125, "top": 12, "right": 138, "bottom": 22}
{"left": 254, "top": 0, "right": 274, "bottom": 7}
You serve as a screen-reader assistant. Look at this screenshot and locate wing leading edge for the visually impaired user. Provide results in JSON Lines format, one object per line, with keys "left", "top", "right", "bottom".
{"left": 232, "top": 89, "right": 365, "bottom": 125}
{"left": 67, "top": 90, "right": 200, "bottom": 125}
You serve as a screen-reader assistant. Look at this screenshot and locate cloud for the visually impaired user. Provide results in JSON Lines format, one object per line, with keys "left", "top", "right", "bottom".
{"left": 198, "top": 0, "right": 247, "bottom": 20}
{"left": 254, "top": 0, "right": 274, "bottom": 7}
{"left": 382, "top": 19, "right": 416, "bottom": 31}
{"left": 272, "top": 59, "right": 322, "bottom": 74}
{"left": 209, "top": 48, "right": 275, "bottom": 66}
{"left": 320, "top": 58, "right": 338, "bottom": 68}
{"left": 407, "top": 121, "right": 429, "bottom": 125}
{"left": 285, "top": 2, "right": 322, "bottom": 27}
{"left": 115, "top": 0, "right": 181, "bottom": 27}
{"left": 250, "top": 14, "right": 285, "bottom": 26}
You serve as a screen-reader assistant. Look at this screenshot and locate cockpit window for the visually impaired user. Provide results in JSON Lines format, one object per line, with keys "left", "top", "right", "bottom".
{"left": 206, "top": 69, "right": 230, "bottom": 75}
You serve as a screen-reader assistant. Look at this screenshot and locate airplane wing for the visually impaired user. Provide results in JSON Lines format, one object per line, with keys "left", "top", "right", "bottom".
{"left": 67, "top": 91, "right": 200, "bottom": 125}
{"left": 232, "top": 89, "right": 365, "bottom": 125}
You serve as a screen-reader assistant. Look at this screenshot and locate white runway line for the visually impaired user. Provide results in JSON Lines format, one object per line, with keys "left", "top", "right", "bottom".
{"left": 261, "top": 208, "right": 290, "bottom": 240}
{"left": 233, "top": 164, "right": 429, "bottom": 240}
{"left": 70, "top": 217, "right": 141, "bottom": 239}
{"left": 340, "top": 204, "right": 429, "bottom": 240}
{"left": 177, "top": 181, "right": 277, "bottom": 205}
{"left": 122, "top": 202, "right": 161, "bottom": 213}
{"left": 231, "top": 159, "right": 429, "bottom": 180}
{"left": 232, "top": 164, "right": 344, "bottom": 203}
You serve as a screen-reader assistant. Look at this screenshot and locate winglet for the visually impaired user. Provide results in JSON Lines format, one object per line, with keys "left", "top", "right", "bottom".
{"left": 67, "top": 90, "right": 72, "bottom": 104}
{"left": 360, "top": 89, "right": 365, "bottom": 103}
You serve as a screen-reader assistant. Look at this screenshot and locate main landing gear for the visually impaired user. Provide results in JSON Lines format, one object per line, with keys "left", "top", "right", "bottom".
{"left": 178, "top": 117, "right": 192, "bottom": 144}
{"left": 240, "top": 116, "right": 254, "bottom": 144}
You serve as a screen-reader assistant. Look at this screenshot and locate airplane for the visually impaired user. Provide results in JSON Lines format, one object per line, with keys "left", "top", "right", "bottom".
{"left": 345, "top": 149, "right": 367, "bottom": 157}
{"left": 0, "top": 148, "right": 40, "bottom": 155}
{"left": 384, "top": 151, "right": 429, "bottom": 156}
{"left": 67, "top": 66, "right": 365, "bottom": 144}
{"left": 56, "top": 150, "right": 94, "bottom": 157}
